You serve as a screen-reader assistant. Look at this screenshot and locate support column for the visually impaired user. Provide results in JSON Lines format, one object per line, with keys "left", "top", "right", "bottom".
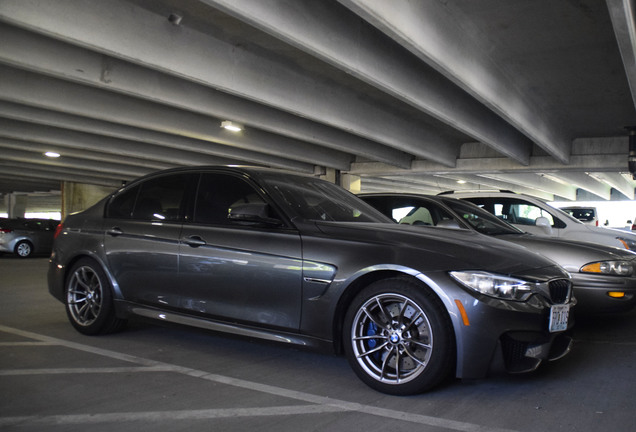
{"left": 341, "top": 174, "right": 361, "bottom": 194}
{"left": 320, "top": 168, "right": 339, "bottom": 184}
{"left": 5, "top": 193, "right": 27, "bottom": 218}
{"left": 61, "top": 182, "right": 117, "bottom": 219}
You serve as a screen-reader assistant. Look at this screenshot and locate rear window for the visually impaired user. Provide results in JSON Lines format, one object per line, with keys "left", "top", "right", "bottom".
{"left": 106, "top": 174, "right": 190, "bottom": 221}
{"left": 561, "top": 208, "right": 596, "bottom": 222}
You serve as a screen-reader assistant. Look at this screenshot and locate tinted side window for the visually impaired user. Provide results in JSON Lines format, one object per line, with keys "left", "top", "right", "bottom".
{"left": 107, "top": 185, "right": 140, "bottom": 219}
{"left": 23, "top": 220, "right": 49, "bottom": 230}
{"left": 362, "top": 196, "right": 454, "bottom": 226}
{"left": 106, "top": 174, "right": 189, "bottom": 221}
{"left": 193, "top": 173, "right": 267, "bottom": 225}
{"left": 393, "top": 202, "right": 454, "bottom": 227}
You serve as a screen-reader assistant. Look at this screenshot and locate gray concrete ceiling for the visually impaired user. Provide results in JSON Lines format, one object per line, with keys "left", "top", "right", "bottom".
{"left": 1, "top": 0, "right": 635, "bottom": 203}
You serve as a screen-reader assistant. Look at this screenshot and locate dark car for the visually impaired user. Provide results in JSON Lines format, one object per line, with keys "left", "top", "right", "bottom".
{"left": 360, "top": 193, "right": 636, "bottom": 314}
{"left": 0, "top": 218, "right": 59, "bottom": 258}
{"left": 49, "top": 166, "right": 574, "bottom": 395}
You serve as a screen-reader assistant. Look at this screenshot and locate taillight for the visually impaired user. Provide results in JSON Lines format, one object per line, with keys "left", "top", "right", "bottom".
{"left": 53, "top": 223, "right": 64, "bottom": 239}
{"left": 0, "top": 228, "right": 12, "bottom": 233}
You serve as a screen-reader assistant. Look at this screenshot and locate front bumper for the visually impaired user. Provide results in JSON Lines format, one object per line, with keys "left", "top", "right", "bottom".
{"left": 452, "top": 291, "right": 576, "bottom": 379}
{"left": 497, "top": 330, "right": 573, "bottom": 373}
{"left": 571, "top": 273, "right": 636, "bottom": 314}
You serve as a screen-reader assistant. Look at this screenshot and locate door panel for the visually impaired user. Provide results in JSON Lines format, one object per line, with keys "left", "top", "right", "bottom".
{"left": 179, "top": 226, "right": 302, "bottom": 330}
{"left": 103, "top": 173, "right": 192, "bottom": 307}
{"left": 178, "top": 171, "right": 302, "bottom": 330}
{"left": 104, "top": 220, "right": 182, "bottom": 307}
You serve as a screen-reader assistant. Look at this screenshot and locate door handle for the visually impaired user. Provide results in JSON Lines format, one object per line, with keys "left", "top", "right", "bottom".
{"left": 184, "top": 235, "right": 206, "bottom": 247}
{"left": 107, "top": 227, "right": 123, "bottom": 236}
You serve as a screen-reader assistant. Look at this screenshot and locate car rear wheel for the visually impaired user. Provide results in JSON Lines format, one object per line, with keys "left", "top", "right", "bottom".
{"left": 343, "top": 278, "right": 455, "bottom": 395}
{"left": 65, "top": 258, "right": 127, "bottom": 335}
{"left": 15, "top": 240, "right": 33, "bottom": 258}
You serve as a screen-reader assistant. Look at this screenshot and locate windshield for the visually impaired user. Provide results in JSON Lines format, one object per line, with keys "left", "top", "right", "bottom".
{"left": 261, "top": 173, "right": 392, "bottom": 223}
{"left": 443, "top": 199, "right": 524, "bottom": 235}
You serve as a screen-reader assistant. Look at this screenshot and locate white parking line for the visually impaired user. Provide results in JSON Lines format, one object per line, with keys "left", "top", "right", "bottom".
{"left": 0, "top": 405, "right": 348, "bottom": 427}
{"left": 0, "top": 324, "right": 519, "bottom": 432}
{"left": 0, "top": 341, "right": 53, "bottom": 346}
{"left": 0, "top": 365, "right": 177, "bottom": 376}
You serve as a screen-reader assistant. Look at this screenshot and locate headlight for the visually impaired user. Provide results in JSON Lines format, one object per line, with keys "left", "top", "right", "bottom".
{"left": 617, "top": 237, "right": 636, "bottom": 251}
{"left": 449, "top": 271, "right": 535, "bottom": 301}
{"left": 580, "top": 260, "right": 633, "bottom": 276}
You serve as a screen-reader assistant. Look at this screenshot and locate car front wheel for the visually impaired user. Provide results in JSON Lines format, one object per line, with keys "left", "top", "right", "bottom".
{"left": 65, "top": 258, "right": 127, "bottom": 335}
{"left": 343, "top": 278, "right": 455, "bottom": 395}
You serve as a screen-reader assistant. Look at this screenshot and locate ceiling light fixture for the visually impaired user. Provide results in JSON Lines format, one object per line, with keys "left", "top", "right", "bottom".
{"left": 44, "top": 151, "right": 60, "bottom": 158}
{"left": 221, "top": 120, "right": 243, "bottom": 132}
{"left": 457, "top": 180, "right": 466, "bottom": 184}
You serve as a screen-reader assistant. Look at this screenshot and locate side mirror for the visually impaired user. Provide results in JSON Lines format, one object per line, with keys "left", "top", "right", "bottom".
{"left": 535, "top": 216, "right": 553, "bottom": 234}
{"left": 228, "top": 203, "right": 282, "bottom": 227}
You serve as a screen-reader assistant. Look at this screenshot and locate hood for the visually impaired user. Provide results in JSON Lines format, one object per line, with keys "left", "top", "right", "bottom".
{"left": 308, "top": 221, "right": 563, "bottom": 277}
{"left": 499, "top": 233, "right": 636, "bottom": 273}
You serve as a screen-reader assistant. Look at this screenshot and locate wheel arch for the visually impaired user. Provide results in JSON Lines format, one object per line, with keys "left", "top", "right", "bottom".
{"left": 62, "top": 252, "right": 124, "bottom": 305}
{"left": 332, "top": 268, "right": 458, "bottom": 356}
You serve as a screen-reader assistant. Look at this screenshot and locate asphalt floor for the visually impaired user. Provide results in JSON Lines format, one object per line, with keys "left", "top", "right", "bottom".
{"left": 1, "top": 257, "right": 635, "bottom": 432}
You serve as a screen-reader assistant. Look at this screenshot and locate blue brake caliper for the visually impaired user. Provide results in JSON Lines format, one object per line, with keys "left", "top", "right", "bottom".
{"left": 366, "top": 322, "right": 378, "bottom": 349}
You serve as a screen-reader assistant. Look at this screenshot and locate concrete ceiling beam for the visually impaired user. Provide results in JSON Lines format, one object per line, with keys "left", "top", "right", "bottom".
{"left": 588, "top": 172, "right": 636, "bottom": 199}
{"left": 0, "top": 146, "right": 155, "bottom": 179}
{"left": 339, "top": 0, "right": 572, "bottom": 164}
{"left": 0, "top": 136, "right": 173, "bottom": 172}
{"left": 206, "top": 0, "right": 533, "bottom": 165}
{"left": 358, "top": 178, "right": 440, "bottom": 195}
{"left": 553, "top": 172, "right": 613, "bottom": 200}
{"left": 607, "top": 0, "right": 636, "bottom": 109}
{"left": 0, "top": 99, "right": 314, "bottom": 173}
{"left": 0, "top": 65, "right": 333, "bottom": 171}
{"left": 457, "top": 174, "right": 556, "bottom": 202}
{"left": 0, "top": 161, "right": 127, "bottom": 188}
{"left": 474, "top": 173, "right": 577, "bottom": 201}
{"left": 349, "top": 153, "right": 629, "bottom": 176}
{"left": 0, "top": 1, "right": 457, "bottom": 166}
{"left": 378, "top": 175, "right": 484, "bottom": 193}
{"left": 0, "top": 118, "right": 242, "bottom": 170}
{"left": 0, "top": 24, "right": 409, "bottom": 170}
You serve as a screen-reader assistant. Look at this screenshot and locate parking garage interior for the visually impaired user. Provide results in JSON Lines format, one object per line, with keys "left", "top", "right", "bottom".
{"left": 1, "top": 1, "right": 636, "bottom": 431}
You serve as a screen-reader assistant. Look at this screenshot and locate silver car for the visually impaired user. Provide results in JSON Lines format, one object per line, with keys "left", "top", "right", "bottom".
{"left": 0, "top": 218, "right": 59, "bottom": 258}
{"left": 360, "top": 193, "right": 636, "bottom": 314}
{"left": 48, "top": 166, "right": 574, "bottom": 395}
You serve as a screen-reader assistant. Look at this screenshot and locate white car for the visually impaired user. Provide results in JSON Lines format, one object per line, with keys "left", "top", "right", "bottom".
{"left": 445, "top": 191, "right": 636, "bottom": 252}
{"left": 559, "top": 206, "right": 598, "bottom": 226}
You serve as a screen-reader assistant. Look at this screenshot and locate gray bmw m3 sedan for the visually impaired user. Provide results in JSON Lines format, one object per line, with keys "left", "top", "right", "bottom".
{"left": 48, "top": 166, "right": 575, "bottom": 395}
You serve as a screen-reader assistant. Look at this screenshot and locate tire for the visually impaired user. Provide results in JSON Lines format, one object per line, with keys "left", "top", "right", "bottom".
{"left": 343, "top": 277, "right": 455, "bottom": 395}
{"left": 65, "top": 258, "right": 127, "bottom": 335}
{"left": 15, "top": 240, "right": 33, "bottom": 258}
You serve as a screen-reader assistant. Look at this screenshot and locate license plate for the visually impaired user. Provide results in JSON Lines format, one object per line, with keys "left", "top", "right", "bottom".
{"left": 549, "top": 304, "right": 570, "bottom": 332}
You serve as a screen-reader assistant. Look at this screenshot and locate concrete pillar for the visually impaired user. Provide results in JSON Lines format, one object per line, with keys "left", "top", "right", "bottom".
{"left": 320, "top": 167, "right": 338, "bottom": 184}
{"left": 5, "top": 193, "right": 28, "bottom": 218}
{"left": 341, "top": 174, "right": 361, "bottom": 194}
{"left": 62, "top": 182, "right": 117, "bottom": 219}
